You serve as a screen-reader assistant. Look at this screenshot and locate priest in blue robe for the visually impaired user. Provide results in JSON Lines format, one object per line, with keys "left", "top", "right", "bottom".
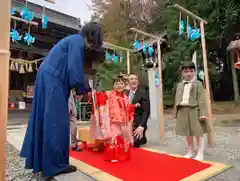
{"left": 20, "top": 22, "right": 104, "bottom": 177}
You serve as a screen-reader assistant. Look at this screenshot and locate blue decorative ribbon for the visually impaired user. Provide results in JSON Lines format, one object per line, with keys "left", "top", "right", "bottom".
{"left": 24, "top": 33, "right": 35, "bottom": 46}
{"left": 42, "top": 15, "right": 48, "bottom": 29}
{"left": 180, "top": 20, "right": 185, "bottom": 35}
{"left": 155, "top": 72, "right": 159, "bottom": 86}
{"left": 112, "top": 54, "right": 118, "bottom": 63}
{"left": 105, "top": 52, "right": 111, "bottom": 61}
{"left": 10, "top": 8, "right": 16, "bottom": 15}
{"left": 10, "top": 29, "right": 22, "bottom": 42}
{"left": 190, "top": 28, "right": 200, "bottom": 41}
{"left": 20, "top": 7, "right": 34, "bottom": 22}
{"left": 133, "top": 40, "right": 139, "bottom": 49}
{"left": 120, "top": 56, "right": 123, "bottom": 64}
{"left": 143, "top": 43, "right": 147, "bottom": 54}
{"left": 148, "top": 46, "right": 154, "bottom": 56}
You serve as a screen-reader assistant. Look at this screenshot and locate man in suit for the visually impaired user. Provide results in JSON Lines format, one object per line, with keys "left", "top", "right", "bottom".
{"left": 125, "top": 73, "right": 150, "bottom": 148}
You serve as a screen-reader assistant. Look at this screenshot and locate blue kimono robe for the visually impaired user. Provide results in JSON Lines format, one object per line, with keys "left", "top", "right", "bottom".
{"left": 20, "top": 34, "right": 89, "bottom": 176}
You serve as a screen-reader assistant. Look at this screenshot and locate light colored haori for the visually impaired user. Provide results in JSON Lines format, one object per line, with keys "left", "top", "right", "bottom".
{"left": 90, "top": 90, "right": 133, "bottom": 142}
{"left": 68, "top": 90, "right": 77, "bottom": 121}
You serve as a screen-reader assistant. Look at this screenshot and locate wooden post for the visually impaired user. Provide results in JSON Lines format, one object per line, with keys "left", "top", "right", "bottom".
{"left": 230, "top": 51, "right": 240, "bottom": 102}
{"left": 127, "top": 51, "right": 130, "bottom": 74}
{"left": 0, "top": 0, "right": 11, "bottom": 180}
{"left": 157, "top": 38, "right": 165, "bottom": 137}
{"left": 200, "top": 20, "right": 214, "bottom": 147}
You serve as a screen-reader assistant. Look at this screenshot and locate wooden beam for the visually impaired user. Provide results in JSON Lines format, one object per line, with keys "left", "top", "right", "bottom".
{"left": 44, "top": 0, "right": 56, "bottom": 4}
{"left": 0, "top": 0, "right": 11, "bottom": 180}
{"left": 127, "top": 51, "right": 130, "bottom": 74}
{"left": 173, "top": 4, "right": 208, "bottom": 24}
{"left": 130, "top": 28, "right": 158, "bottom": 39}
{"left": 200, "top": 20, "right": 214, "bottom": 146}
{"left": 103, "top": 41, "right": 132, "bottom": 52}
{"left": 157, "top": 38, "right": 165, "bottom": 138}
{"left": 11, "top": 16, "right": 38, "bottom": 26}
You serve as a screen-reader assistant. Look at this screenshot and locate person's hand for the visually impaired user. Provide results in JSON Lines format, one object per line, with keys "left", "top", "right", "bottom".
{"left": 199, "top": 116, "right": 208, "bottom": 121}
{"left": 172, "top": 116, "right": 176, "bottom": 120}
{"left": 133, "top": 126, "right": 144, "bottom": 139}
{"left": 135, "top": 103, "right": 141, "bottom": 108}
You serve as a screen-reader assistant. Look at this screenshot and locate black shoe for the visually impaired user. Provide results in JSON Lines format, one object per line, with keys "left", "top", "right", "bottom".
{"left": 72, "top": 147, "right": 82, "bottom": 152}
{"left": 57, "top": 165, "right": 77, "bottom": 175}
{"left": 134, "top": 138, "right": 147, "bottom": 148}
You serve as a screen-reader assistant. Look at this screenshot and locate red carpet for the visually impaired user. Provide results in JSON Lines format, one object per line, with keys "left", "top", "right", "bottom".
{"left": 70, "top": 148, "right": 212, "bottom": 181}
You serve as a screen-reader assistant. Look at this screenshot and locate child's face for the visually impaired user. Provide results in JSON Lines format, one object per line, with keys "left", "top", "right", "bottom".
{"left": 113, "top": 80, "right": 125, "bottom": 92}
{"left": 182, "top": 68, "right": 195, "bottom": 81}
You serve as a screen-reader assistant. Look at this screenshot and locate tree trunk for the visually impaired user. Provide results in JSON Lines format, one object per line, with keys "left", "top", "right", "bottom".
{"left": 230, "top": 51, "right": 240, "bottom": 102}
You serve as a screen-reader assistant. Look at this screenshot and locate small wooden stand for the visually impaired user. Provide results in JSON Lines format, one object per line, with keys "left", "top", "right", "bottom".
{"left": 0, "top": 0, "right": 11, "bottom": 180}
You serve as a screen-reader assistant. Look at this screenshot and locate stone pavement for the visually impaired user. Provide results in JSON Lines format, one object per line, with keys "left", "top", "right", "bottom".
{"left": 6, "top": 114, "right": 240, "bottom": 181}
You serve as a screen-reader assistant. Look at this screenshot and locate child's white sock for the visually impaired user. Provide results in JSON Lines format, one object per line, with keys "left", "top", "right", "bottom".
{"left": 194, "top": 136, "right": 204, "bottom": 161}
{"left": 184, "top": 136, "right": 194, "bottom": 158}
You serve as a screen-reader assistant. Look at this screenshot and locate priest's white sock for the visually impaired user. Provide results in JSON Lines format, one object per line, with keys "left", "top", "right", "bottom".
{"left": 194, "top": 136, "right": 204, "bottom": 161}
{"left": 184, "top": 136, "right": 194, "bottom": 158}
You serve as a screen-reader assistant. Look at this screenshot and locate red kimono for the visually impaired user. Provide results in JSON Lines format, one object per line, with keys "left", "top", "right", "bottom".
{"left": 90, "top": 90, "right": 135, "bottom": 162}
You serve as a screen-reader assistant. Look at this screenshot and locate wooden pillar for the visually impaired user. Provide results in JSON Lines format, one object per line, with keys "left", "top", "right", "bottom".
{"left": 230, "top": 51, "right": 240, "bottom": 102}
{"left": 0, "top": 0, "right": 11, "bottom": 180}
{"left": 127, "top": 51, "right": 130, "bottom": 74}
{"left": 200, "top": 20, "right": 214, "bottom": 146}
{"left": 157, "top": 38, "right": 165, "bottom": 137}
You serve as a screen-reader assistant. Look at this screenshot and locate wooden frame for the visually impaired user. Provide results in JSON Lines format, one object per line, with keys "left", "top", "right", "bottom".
{"left": 173, "top": 4, "right": 214, "bottom": 146}
{"left": 103, "top": 41, "right": 132, "bottom": 74}
{"left": 128, "top": 28, "right": 166, "bottom": 138}
{"left": 0, "top": 0, "right": 11, "bottom": 180}
{"left": 44, "top": 0, "right": 56, "bottom": 4}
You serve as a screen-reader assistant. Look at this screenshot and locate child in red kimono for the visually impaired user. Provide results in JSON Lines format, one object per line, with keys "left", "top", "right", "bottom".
{"left": 90, "top": 76, "right": 134, "bottom": 161}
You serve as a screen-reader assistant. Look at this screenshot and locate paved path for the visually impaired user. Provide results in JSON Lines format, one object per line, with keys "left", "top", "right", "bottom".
{"left": 6, "top": 112, "right": 240, "bottom": 181}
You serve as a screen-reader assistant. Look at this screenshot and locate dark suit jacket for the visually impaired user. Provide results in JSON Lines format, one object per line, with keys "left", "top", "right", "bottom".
{"left": 125, "top": 89, "right": 150, "bottom": 129}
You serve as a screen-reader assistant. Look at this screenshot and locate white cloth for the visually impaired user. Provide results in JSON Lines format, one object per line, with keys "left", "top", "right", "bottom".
{"left": 181, "top": 82, "right": 193, "bottom": 105}
{"left": 181, "top": 78, "right": 196, "bottom": 105}
{"left": 69, "top": 91, "right": 77, "bottom": 121}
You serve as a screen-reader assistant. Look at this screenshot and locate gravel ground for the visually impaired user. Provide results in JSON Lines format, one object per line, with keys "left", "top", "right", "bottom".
{"left": 146, "top": 117, "right": 240, "bottom": 181}
{"left": 5, "top": 143, "right": 56, "bottom": 181}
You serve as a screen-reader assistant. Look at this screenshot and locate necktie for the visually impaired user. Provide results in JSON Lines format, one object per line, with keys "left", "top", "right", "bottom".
{"left": 129, "top": 91, "right": 134, "bottom": 103}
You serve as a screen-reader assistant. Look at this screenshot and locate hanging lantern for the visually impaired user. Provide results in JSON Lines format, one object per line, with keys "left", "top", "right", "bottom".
{"left": 19, "top": 64, "right": 25, "bottom": 74}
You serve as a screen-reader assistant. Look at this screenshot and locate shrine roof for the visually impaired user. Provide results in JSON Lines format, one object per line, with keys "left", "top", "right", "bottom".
{"left": 12, "top": 0, "right": 81, "bottom": 30}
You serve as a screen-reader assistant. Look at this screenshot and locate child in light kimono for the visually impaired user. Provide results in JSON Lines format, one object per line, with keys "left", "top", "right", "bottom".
{"left": 90, "top": 76, "right": 134, "bottom": 153}
{"left": 173, "top": 62, "right": 212, "bottom": 161}
{"left": 69, "top": 90, "right": 82, "bottom": 152}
